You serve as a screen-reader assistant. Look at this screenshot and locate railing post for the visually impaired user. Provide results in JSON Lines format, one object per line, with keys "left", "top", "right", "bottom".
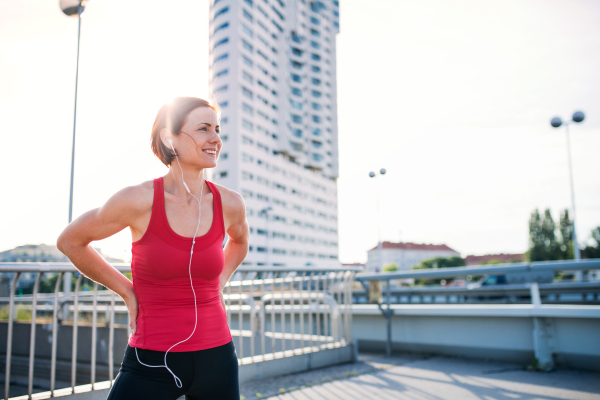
{"left": 51, "top": 271, "right": 65, "bottom": 396}
{"left": 28, "top": 272, "right": 44, "bottom": 398}
{"left": 4, "top": 272, "right": 21, "bottom": 400}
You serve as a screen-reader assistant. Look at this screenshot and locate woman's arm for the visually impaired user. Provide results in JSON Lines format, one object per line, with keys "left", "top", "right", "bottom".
{"left": 56, "top": 184, "right": 150, "bottom": 333}
{"left": 219, "top": 188, "right": 250, "bottom": 291}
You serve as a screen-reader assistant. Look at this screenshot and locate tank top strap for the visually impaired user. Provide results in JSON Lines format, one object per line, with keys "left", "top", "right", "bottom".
{"left": 149, "top": 177, "right": 169, "bottom": 233}
{"left": 206, "top": 180, "right": 226, "bottom": 238}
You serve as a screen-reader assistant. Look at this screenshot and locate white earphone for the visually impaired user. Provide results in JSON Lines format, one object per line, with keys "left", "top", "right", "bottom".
{"left": 134, "top": 136, "right": 204, "bottom": 388}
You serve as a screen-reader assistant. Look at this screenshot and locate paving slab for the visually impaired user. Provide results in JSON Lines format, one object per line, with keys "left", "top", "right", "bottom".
{"left": 239, "top": 353, "right": 600, "bottom": 400}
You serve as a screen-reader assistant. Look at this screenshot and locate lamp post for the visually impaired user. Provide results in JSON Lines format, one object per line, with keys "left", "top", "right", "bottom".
{"left": 60, "top": 0, "right": 88, "bottom": 294}
{"left": 260, "top": 206, "right": 273, "bottom": 267}
{"left": 369, "top": 168, "right": 386, "bottom": 273}
{"left": 550, "top": 111, "right": 585, "bottom": 263}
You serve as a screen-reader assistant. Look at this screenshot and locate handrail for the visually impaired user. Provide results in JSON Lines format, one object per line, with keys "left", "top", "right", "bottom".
{"left": 1, "top": 264, "right": 357, "bottom": 400}
{"left": 0, "top": 262, "right": 363, "bottom": 273}
{"left": 355, "top": 259, "right": 600, "bottom": 281}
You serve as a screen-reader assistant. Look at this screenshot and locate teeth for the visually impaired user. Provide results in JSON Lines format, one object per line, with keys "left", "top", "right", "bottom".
{"left": 204, "top": 150, "right": 216, "bottom": 155}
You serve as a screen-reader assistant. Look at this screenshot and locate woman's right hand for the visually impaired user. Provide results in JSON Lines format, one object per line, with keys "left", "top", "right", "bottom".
{"left": 125, "top": 289, "right": 139, "bottom": 336}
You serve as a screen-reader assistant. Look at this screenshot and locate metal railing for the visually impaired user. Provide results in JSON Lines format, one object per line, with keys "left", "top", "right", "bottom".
{"left": 0, "top": 263, "right": 358, "bottom": 400}
{"left": 355, "top": 259, "right": 600, "bottom": 357}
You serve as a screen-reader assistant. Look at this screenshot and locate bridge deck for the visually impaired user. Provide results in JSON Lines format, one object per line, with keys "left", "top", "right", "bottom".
{"left": 240, "top": 353, "right": 600, "bottom": 400}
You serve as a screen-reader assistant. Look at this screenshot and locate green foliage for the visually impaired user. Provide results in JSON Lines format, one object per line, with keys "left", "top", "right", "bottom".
{"left": 412, "top": 256, "right": 465, "bottom": 285}
{"left": 413, "top": 256, "right": 466, "bottom": 270}
{"left": 582, "top": 226, "right": 600, "bottom": 259}
{"left": 525, "top": 208, "right": 575, "bottom": 262}
{"left": 382, "top": 262, "right": 398, "bottom": 272}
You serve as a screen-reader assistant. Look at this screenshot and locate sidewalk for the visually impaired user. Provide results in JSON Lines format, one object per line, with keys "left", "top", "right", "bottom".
{"left": 240, "top": 353, "right": 600, "bottom": 400}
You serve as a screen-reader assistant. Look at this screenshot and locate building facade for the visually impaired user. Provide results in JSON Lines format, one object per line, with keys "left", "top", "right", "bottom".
{"left": 207, "top": 0, "right": 341, "bottom": 267}
{"left": 366, "top": 242, "right": 461, "bottom": 273}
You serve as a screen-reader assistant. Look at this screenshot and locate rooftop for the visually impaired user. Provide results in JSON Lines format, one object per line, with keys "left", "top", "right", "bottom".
{"left": 368, "top": 241, "right": 459, "bottom": 253}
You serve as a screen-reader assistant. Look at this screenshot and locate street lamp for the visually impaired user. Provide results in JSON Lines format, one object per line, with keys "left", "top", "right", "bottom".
{"left": 369, "top": 168, "right": 386, "bottom": 273}
{"left": 550, "top": 111, "right": 585, "bottom": 261}
{"left": 260, "top": 206, "right": 273, "bottom": 267}
{"left": 60, "top": 0, "right": 88, "bottom": 294}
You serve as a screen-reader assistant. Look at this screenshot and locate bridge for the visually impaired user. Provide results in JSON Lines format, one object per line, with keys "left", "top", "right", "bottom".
{"left": 1, "top": 260, "right": 599, "bottom": 399}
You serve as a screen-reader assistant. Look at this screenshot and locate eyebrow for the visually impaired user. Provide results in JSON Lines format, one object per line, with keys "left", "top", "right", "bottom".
{"left": 196, "top": 122, "right": 220, "bottom": 128}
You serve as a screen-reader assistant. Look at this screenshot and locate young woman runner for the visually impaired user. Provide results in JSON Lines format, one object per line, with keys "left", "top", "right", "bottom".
{"left": 57, "top": 97, "right": 248, "bottom": 399}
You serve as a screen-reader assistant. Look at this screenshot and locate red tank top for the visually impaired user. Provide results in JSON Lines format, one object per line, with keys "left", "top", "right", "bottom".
{"left": 128, "top": 177, "right": 232, "bottom": 352}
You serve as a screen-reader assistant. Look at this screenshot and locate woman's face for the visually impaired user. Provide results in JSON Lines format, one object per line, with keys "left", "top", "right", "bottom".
{"left": 172, "top": 106, "right": 222, "bottom": 169}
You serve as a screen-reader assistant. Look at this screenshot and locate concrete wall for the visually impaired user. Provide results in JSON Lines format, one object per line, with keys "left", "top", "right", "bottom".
{"left": 352, "top": 304, "right": 600, "bottom": 371}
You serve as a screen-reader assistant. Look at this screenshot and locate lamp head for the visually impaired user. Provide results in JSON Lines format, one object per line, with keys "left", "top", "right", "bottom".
{"left": 380, "top": 168, "right": 387, "bottom": 175}
{"left": 369, "top": 171, "right": 375, "bottom": 178}
{"left": 550, "top": 117, "right": 563, "bottom": 128}
{"left": 572, "top": 111, "right": 585, "bottom": 123}
{"left": 60, "top": 0, "right": 87, "bottom": 17}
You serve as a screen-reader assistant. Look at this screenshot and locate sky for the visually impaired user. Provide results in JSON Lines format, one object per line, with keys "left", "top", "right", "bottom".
{"left": 0, "top": 0, "right": 599, "bottom": 264}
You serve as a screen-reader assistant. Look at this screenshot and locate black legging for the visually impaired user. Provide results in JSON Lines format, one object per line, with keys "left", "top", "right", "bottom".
{"left": 107, "top": 341, "right": 239, "bottom": 400}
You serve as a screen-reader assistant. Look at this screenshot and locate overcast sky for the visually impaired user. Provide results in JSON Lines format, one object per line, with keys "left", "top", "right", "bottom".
{"left": 0, "top": 0, "right": 599, "bottom": 263}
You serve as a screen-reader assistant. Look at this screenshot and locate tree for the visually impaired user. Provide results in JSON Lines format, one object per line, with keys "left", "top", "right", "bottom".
{"left": 582, "top": 226, "right": 600, "bottom": 259}
{"left": 411, "top": 256, "right": 466, "bottom": 286}
{"left": 526, "top": 208, "right": 571, "bottom": 262}
{"left": 383, "top": 262, "right": 398, "bottom": 272}
{"left": 559, "top": 210, "right": 574, "bottom": 259}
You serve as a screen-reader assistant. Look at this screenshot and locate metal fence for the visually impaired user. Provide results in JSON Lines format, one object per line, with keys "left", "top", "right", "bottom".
{"left": 355, "top": 259, "right": 600, "bottom": 357}
{"left": 0, "top": 263, "right": 358, "bottom": 400}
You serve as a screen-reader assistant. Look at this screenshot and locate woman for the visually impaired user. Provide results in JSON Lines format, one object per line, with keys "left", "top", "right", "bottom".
{"left": 57, "top": 97, "right": 249, "bottom": 399}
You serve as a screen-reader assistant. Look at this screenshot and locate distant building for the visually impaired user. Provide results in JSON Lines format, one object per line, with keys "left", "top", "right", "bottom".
{"left": 366, "top": 241, "right": 460, "bottom": 273}
{"left": 464, "top": 253, "right": 524, "bottom": 266}
{"left": 342, "top": 262, "right": 365, "bottom": 271}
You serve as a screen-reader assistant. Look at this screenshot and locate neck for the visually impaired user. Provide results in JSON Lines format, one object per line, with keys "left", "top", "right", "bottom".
{"left": 165, "top": 161, "right": 206, "bottom": 197}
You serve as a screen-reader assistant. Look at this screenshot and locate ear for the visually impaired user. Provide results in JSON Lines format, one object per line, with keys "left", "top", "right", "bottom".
{"left": 159, "top": 128, "right": 173, "bottom": 150}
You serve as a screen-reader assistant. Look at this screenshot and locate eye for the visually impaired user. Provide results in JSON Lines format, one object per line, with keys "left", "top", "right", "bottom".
{"left": 198, "top": 127, "right": 207, "bottom": 131}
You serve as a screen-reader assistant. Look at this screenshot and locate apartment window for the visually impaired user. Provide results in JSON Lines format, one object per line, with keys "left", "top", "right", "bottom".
{"left": 242, "top": 24, "right": 253, "bottom": 38}
{"left": 242, "top": 189, "right": 253, "bottom": 197}
{"left": 271, "top": 20, "right": 283, "bottom": 32}
{"left": 257, "top": 5, "right": 268, "bottom": 18}
{"left": 310, "top": 16, "right": 319, "bottom": 25}
{"left": 213, "top": 37, "right": 229, "bottom": 50}
{"left": 242, "top": 86, "right": 253, "bottom": 99}
{"left": 272, "top": 248, "right": 286, "bottom": 255}
{"left": 258, "top": 35, "right": 269, "bottom": 47}
{"left": 214, "top": 53, "right": 228, "bottom": 63}
{"left": 291, "top": 34, "right": 301, "bottom": 44}
{"left": 242, "top": 152, "right": 254, "bottom": 162}
{"left": 312, "top": 153, "right": 323, "bottom": 162}
{"left": 311, "top": 65, "right": 321, "bottom": 73}
{"left": 292, "top": 47, "right": 303, "bottom": 56}
{"left": 258, "top": 80, "right": 269, "bottom": 90}
{"left": 242, "top": 55, "right": 253, "bottom": 67}
{"left": 214, "top": 6, "right": 229, "bottom": 20}
{"left": 220, "top": 152, "right": 228, "bottom": 160}
{"left": 312, "top": 140, "right": 322, "bottom": 149}
{"left": 291, "top": 73, "right": 301, "bottom": 83}
{"left": 242, "top": 71, "right": 253, "bottom": 83}
{"left": 242, "top": 103, "right": 253, "bottom": 115}
{"left": 257, "top": 247, "right": 267, "bottom": 253}
{"left": 242, "top": 171, "right": 254, "bottom": 180}
{"left": 292, "top": 129, "right": 302, "bottom": 138}
{"left": 214, "top": 69, "right": 228, "bottom": 78}
{"left": 214, "top": 85, "right": 228, "bottom": 94}
{"left": 291, "top": 61, "right": 302, "bottom": 70}
{"left": 310, "top": 28, "right": 320, "bottom": 37}
{"left": 271, "top": 6, "right": 284, "bottom": 20}
{"left": 243, "top": 0, "right": 253, "bottom": 6}
{"left": 213, "top": 22, "right": 229, "bottom": 35}
{"left": 219, "top": 171, "right": 228, "bottom": 178}
{"left": 257, "top": 49, "right": 269, "bottom": 61}
{"left": 311, "top": 77, "right": 321, "bottom": 85}
{"left": 257, "top": 19, "right": 269, "bottom": 32}
{"left": 312, "top": 115, "right": 321, "bottom": 123}
{"left": 257, "top": 229, "right": 267, "bottom": 235}
{"left": 242, "top": 119, "right": 254, "bottom": 131}
{"left": 219, "top": 101, "right": 228, "bottom": 108}
{"left": 291, "top": 87, "right": 302, "bottom": 97}
{"left": 290, "top": 99, "right": 302, "bottom": 110}
{"left": 242, "top": 39, "right": 253, "bottom": 52}
{"left": 311, "top": 102, "right": 321, "bottom": 110}
{"left": 291, "top": 114, "right": 302, "bottom": 124}
{"left": 310, "top": 41, "right": 320, "bottom": 49}
{"left": 243, "top": 9, "right": 253, "bottom": 22}
{"left": 311, "top": 53, "right": 321, "bottom": 61}
{"left": 311, "top": 90, "right": 322, "bottom": 98}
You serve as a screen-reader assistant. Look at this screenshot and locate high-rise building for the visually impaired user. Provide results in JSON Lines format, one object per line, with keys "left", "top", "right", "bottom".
{"left": 207, "top": 0, "right": 340, "bottom": 268}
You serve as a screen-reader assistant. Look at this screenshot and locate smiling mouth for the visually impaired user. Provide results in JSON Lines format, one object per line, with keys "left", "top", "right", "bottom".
{"left": 203, "top": 149, "right": 217, "bottom": 156}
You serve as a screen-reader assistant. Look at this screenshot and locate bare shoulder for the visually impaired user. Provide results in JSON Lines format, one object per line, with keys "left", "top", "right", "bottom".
{"left": 212, "top": 182, "right": 246, "bottom": 218}
{"left": 100, "top": 180, "right": 154, "bottom": 222}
